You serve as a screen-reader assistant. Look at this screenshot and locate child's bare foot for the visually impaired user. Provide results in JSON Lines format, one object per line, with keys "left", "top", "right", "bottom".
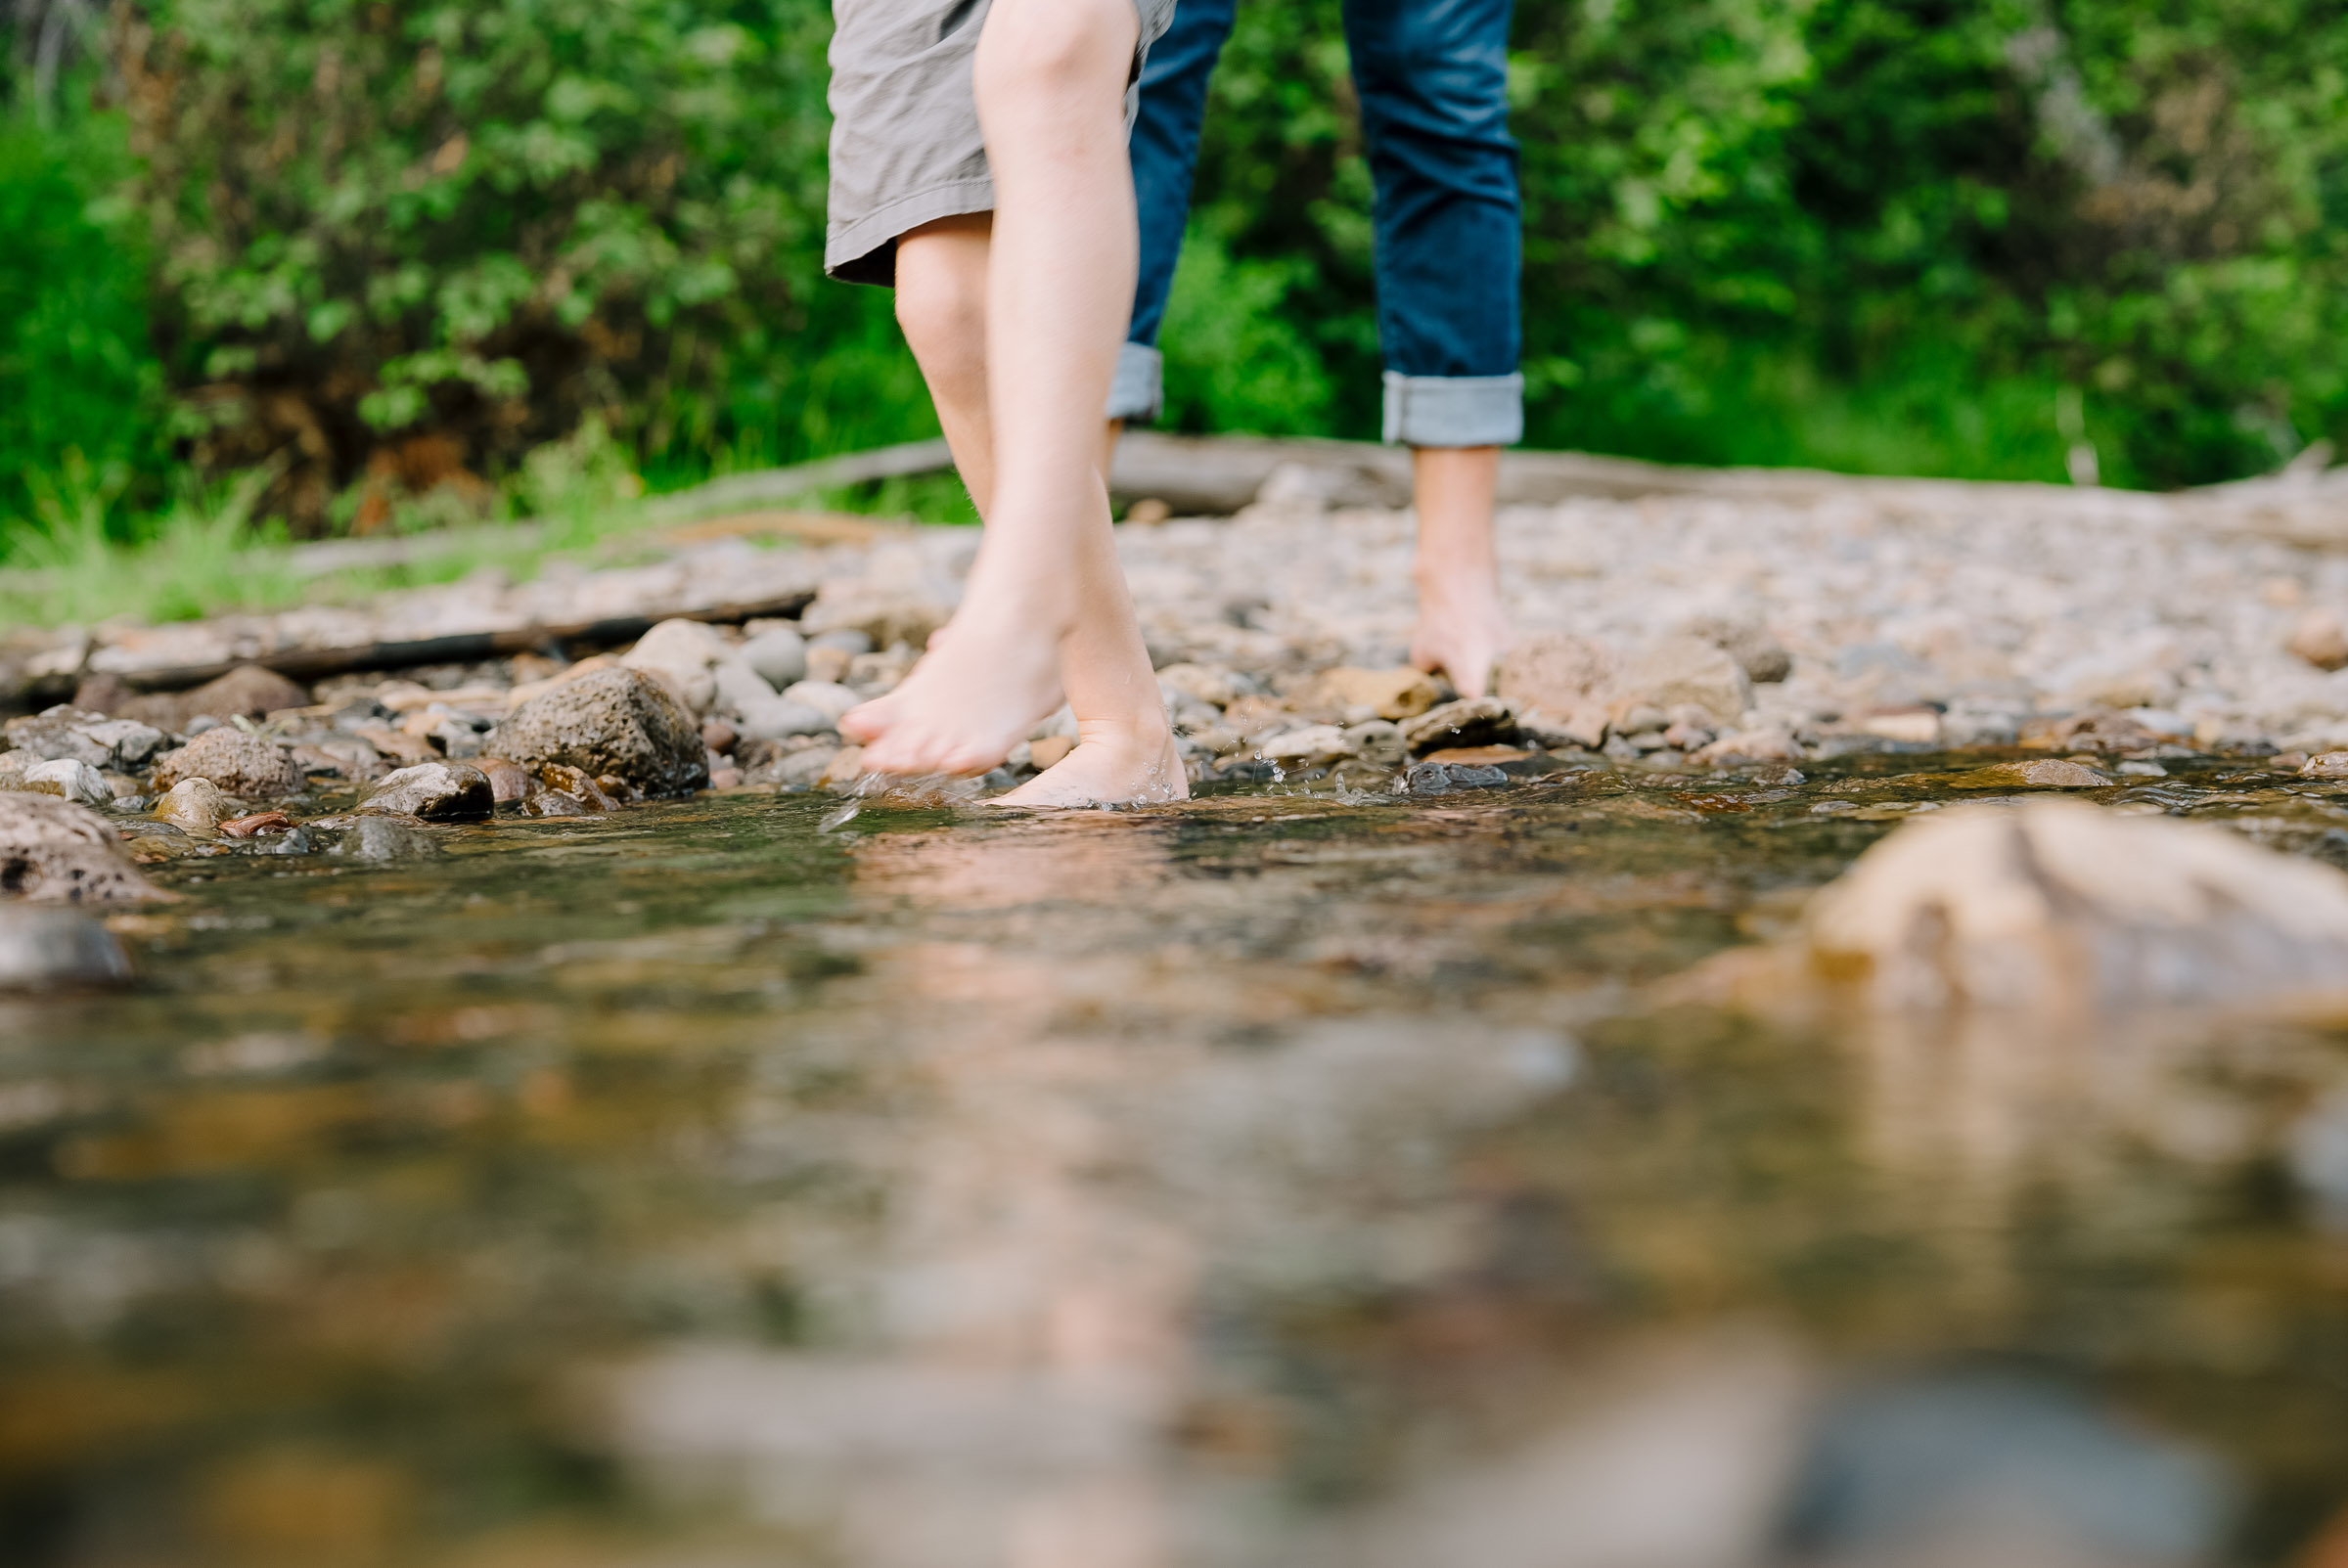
{"left": 842, "top": 603, "right": 1067, "bottom": 777}
{"left": 1409, "top": 570, "right": 1511, "bottom": 699}
{"left": 998, "top": 715, "right": 1189, "bottom": 807}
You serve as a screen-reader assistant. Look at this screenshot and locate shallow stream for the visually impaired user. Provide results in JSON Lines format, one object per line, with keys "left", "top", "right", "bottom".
{"left": 7, "top": 756, "right": 2348, "bottom": 1567}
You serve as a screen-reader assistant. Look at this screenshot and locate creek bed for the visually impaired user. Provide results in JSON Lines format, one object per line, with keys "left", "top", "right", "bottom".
{"left": 6, "top": 756, "right": 2348, "bottom": 1567}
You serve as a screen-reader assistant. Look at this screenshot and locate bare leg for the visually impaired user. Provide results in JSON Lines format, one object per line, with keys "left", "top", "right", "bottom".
{"left": 843, "top": 0, "right": 1181, "bottom": 802}
{"left": 1407, "top": 444, "right": 1510, "bottom": 699}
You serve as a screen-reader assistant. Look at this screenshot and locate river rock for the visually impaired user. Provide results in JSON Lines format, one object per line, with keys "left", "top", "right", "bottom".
{"left": 486, "top": 666, "right": 708, "bottom": 798}
{"left": 13, "top": 759, "right": 113, "bottom": 808}
{"left": 1948, "top": 758, "right": 2110, "bottom": 789}
{"left": 329, "top": 817, "right": 441, "bottom": 862}
{"left": 621, "top": 617, "right": 730, "bottom": 714}
{"left": 741, "top": 625, "right": 809, "bottom": 689}
{"left": 3, "top": 708, "right": 113, "bottom": 769}
{"left": 0, "top": 792, "right": 165, "bottom": 904}
{"left": 712, "top": 660, "right": 828, "bottom": 741}
{"left": 1315, "top": 667, "right": 1442, "bottom": 721}
{"left": 154, "top": 779, "right": 230, "bottom": 835}
{"left": 1681, "top": 613, "right": 1793, "bottom": 684}
{"left": 1399, "top": 697, "right": 1518, "bottom": 756}
{"left": 474, "top": 756, "right": 535, "bottom": 804}
{"left": 781, "top": 681, "right": 861, "bottom": 727}
{"left": 152, "top": 727, "right": 301, "bottom": 798}
{"left": 2288, "top": 609, "right": 2348, "bottom": 672}
{"left": 1801, "top": 800, "right": 2348, "bottom": 1008}
{"left": 1497, "top": 633, "right": 1615, "bottom": 724}
{"left": 2303, "top": 751, "right": 2348, "bottom": 781}
{"left": 0, "top": 906, "right": 133, "bottom": 989}
{"left": 1406, "top": 760, "right": 1511, "bottom": 795}
{"left": 1260, "top": 725, "right": 1358, "bottom": 769}
{"left": 1613, "top": 636, "right": 1752, "bottom": 726}
{"left": 360, "top": 761, "right": 494, "bottom": 822}
{"left": 801, "top": 583, "right": 950, "bottom": 650}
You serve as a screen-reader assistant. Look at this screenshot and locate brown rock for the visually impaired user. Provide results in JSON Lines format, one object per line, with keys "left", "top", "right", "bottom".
{"left": 2289, "top": 610, "right": 2348, "bottom": 672}
{"left": 1613, "top": 636, "right": 1752, "bottom": 726}
{"left": 1800, "top": 800, "right": 2348, "bottom": 1008}
{"left": 1399, "top": 697, "right": 1518, "bottom": 756}
{"left": 1680, "top": 613, "right": 1793, "bottom": 684}
{"left": 1949, "top": 758, "right": 2110, "bottom": 789}
{"left": 220, "top": 811, "right": 295, "bottom": 838}
{"left": 0, "top": 792, "right": 167, "bottom": 904}
{"left": 2018, "top": 709, "right": 2160, "bottom": 753}
{"left": 1497, "top": 633, "right": 1615, "bottom": 720}
{"left": 155, "top": 779, "right": 230, "bottom": 835}
{"left": 2302, "top": 751, "right": 2348, "bottom": 781}
{"left": 152, "top": 727, "right": 301, "bottom": 798}
{"left": 1315, "top": 667, "right": 1443, "bottom": 722}
{"left": 486, "top": 667, "right": 707, "bottom": 798}
{"left": 474, "top": 757, "right": 535, "bottom": 804}
{"left": 115, "top": 664, "right": 312, "bottom": 730}
{"left": 1420, "top": 745, "right": 1532, "bottom": 767}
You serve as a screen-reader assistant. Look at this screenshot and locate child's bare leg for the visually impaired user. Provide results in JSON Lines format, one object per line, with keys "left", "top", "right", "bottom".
{"left": 1408, "top": 444, "right": 1510, "bottom": 699}
{"left": 847, "top": 0, "right": 1180, "bottom": 799}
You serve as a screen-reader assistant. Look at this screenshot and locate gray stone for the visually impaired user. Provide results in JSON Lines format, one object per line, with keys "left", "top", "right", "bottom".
{"left": 807, "top": 627, "right": 875, "bottom": 655}
{"left": 360, "top": 761, "right": 494, "bottom": 822}
{"left": 13, "top": 759, "right": 112, "bottom": 808}
{"left": 76, "top": 718, "right": 168, "bottom": 768}
{"left": 152, "top": 727, "right": 301, "bottom": 798}
{"left": 485, "top": 666, "right": 708, "bottom": 798}
{"left": 1399, "top": 697, "right": 1518, "bottom": 756}
{"left": 741, "top": 625, "right": 810, "bottom": 689}
{"left": 3, "top": 707, "right": 112, "bottom": 769}
{"left": 329, "top": 817, "right": 442, "bottom": 862}
{"left": 0, "top": 906, "right": 132, "bottom": 989}
{"left": 0, "top": 792, "right": 166, "bottom": 904}
{"left": 1405, "top": 761, "right": 1511, "bottom": 795}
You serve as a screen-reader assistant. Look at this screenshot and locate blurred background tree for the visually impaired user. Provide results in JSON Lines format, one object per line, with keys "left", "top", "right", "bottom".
{"left": 3, "top": 0, "right": 2347, "bottom": 551}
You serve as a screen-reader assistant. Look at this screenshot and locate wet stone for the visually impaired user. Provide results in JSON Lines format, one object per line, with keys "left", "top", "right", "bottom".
{"left": 1400, "top": 697, "right": 1518, "bottom": 756}
{"left": 327, "top": 817, "right": 440, "bottom": 862}
{"left": 0, "top": 905, "right": 132, "bottom": 990}
{"left": 154, "top": 779, "right": 230, "bottom": 836}
{"left": 3, "top": 708, "right": 113, "bottom": 769}
{"left": 1406, "top": 760, "right": 1512, "bottom": 795}
{"left": 487, "top": 667, "right": 708, "bottom": 799}
{"left": 1948, "top": 758, "right": 2111, "bottom": 789}
{"left": 360, "top": 762, "right": 494, "bottom": 822}
{"left": 475, "top": 756, "right": 534, "bottom": 804}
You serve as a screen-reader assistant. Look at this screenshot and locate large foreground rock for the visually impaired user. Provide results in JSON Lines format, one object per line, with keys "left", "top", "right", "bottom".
{"left": 486, "top": 667, "right": 708, "bottom": 798}
{"left": 0, "top": 906, "right": 133, "bottom": 989}
{"left": 152, "top": 727, "right": 301, "bottom": 798}
{"left": 0, "top": 793, "right": 164, "bottom": 904}
{"left": 1784, "top": 800, "right": 2348, "bottom": 1009}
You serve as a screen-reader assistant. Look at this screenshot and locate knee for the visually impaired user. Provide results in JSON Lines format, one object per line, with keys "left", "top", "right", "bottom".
{"left": 973, "top": 0, "right": 1133, "bottom": 110}
{"left": 894, "top": 264, "right": 987, "bottom": 391}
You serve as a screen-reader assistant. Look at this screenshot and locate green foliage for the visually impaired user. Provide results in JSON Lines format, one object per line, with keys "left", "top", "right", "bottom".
{"left": 116, "top": 0, "right": 937, "bottom": 525}
{"left": 1157, "top": 227, "right": 1334, "bottom": 435}
{"left": 1186, "top": 0, "right": 2348, "bottom": 486}
{"left": 0, "top": 95, "right": 168, "bottom": 528}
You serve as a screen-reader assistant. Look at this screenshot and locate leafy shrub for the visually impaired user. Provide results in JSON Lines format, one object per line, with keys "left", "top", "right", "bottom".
{"left": 114, "top": 0, "right": 932, "bottom": 528}
{"left": 0, "top": 96, "right": 166, "bottom": 528}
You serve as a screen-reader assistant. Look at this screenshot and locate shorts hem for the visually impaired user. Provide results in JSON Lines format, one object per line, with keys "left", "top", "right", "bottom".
{"left": 826, "top": 178, "right": 998, "bottom": 288}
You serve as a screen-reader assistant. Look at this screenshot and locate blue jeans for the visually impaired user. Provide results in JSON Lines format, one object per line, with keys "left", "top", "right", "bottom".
{"left": 1109, "top": 0, "right": 1523, "bottom": 446}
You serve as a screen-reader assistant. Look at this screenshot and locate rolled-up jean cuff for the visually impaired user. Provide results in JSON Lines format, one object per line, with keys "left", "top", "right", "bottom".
{"left": 1107, "top": 341, "right": 1164, "bottom": 422}
{"left": 1381, "top": 371, "right": 1523, "bottom": 447}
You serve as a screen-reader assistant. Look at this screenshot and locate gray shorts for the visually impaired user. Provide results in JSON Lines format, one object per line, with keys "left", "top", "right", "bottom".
{"left": 826, "top": 0, "right": 1176, "bottom": 287}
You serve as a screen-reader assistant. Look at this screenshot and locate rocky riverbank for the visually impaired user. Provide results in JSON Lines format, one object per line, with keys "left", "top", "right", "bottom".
{"left": 5, "top": 470, "right": 2348, "bottom": 896}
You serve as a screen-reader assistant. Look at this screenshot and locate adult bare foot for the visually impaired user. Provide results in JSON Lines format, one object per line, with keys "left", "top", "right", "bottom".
{"left": 1410, "top": 570, "right": 1511, "bottom": 699}
{"left": 997, "top": 715, "right": 1189, "bottom": 806}
{"left": 842, "top": 602, "right": 1067, "bottom": 777}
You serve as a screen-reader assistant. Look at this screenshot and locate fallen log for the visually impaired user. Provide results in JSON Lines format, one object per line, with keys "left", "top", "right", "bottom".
{"left": 20, "top": 591, "right": 817, "bottom": 704}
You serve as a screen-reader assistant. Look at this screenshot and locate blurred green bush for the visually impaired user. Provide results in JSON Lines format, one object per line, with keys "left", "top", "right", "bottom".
{"left": 5, "top": 0, "right": 2348, "bottom": 554}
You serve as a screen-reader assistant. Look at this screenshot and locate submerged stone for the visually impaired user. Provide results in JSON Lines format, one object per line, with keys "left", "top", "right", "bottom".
{"left": 1406, "top": 760, "right": 1511, "bottom": 795}
{"left": 0, "top": 906, "right": 132, "bottom": 989}
{"left": 1947, "top": 758, "right": 2110, "bottom": 789}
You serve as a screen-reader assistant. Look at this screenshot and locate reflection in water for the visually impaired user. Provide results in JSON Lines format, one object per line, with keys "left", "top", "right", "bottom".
{"left": 2, "top": 759, "right": 2347, "bottom": 1564}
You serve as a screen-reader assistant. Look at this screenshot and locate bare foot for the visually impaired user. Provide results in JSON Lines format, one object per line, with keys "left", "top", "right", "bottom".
{"left": 842, "top": 603, "right": 1067, "bottom": 777}
{"left": 997, "top": 716, "right": 1189, "bottom": 807}
{"left": 1410, "top": 570, "right": 1511, "bottom": 699}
